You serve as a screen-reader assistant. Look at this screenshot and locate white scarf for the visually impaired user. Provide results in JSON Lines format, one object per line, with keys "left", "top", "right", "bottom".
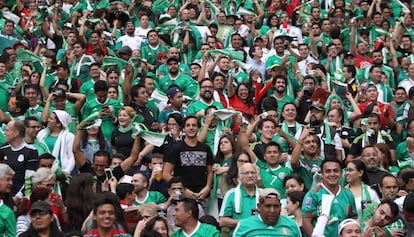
{"left": 234, "top": 184, "right": 260, "bottom": 214}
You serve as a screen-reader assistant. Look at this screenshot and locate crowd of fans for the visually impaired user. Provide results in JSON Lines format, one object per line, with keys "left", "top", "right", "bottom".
{"left": 0, "top": 0, "right": 414, "bottom": 236}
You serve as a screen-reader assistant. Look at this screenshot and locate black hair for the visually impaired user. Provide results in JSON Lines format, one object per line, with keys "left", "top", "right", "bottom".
{"left": 179, "top": 198, "right": 199, "bottom": 219}
{"left": 167, "top": 176, "right": 184, "bottom": 188}
{"left": 116, "top": 183, "right": 135, "bottom": 200}
{"left": 321, "top": 158, "right": 342, "bottom": 172}
{"left": 378, "top": 199, "right": 399, "bottom": 223}
{"left": 94, "top": 80, "right": 108, "bottom": 93}
{"left": 348, "top": 160, "right": 370, "bottom": 184}
{"left": 15, "top": 94, "right": 30, "bottom": 115}
{"left": 403, "top": 192, "right": 414, "bottom": 213}
{"left": 380, "top": 174, "right": 397, "bottom": 187}
{"left": 264, "top": 141, "right": 281, "bottom": 153}
{"left": 226, "top": 150, "right": 252, "bottom": 186}
{"left": 283, "top": 173, "right": 307, "bottom": 192}
{"left": 38, "top": 153, "right": 56, "bottom": 161}
{"left": 167, "top": 112, "right": 184, "bottom": 128}
{"left": 183, "top": 115, "right": 201, "bottom": 128}
{"left": 286, "top": 191, "right": 306, "bottom": 206}
{"left": 24, "top": 116, "right": 40, "bottom": 127}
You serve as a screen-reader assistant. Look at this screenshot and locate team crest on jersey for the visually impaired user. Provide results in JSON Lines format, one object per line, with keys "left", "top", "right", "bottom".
{"left": 304, "top": 197, "right": 312, "bottom": 208}
{"left": 279, "top": 172, "right": 286, "bottom": 179}
{"left": 282, "top": 228, "right": 289, "bottom": 234}
{"left": 17, "top": 154, "right": 24, "bottom": 162}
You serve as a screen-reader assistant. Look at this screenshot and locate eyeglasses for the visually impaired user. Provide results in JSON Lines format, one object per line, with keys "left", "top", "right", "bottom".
{"left": 30, "top": 211, "right": 50, "bottom": 218}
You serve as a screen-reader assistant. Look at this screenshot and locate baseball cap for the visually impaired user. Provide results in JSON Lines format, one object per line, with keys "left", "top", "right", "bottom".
{"left": 118, "top": 46, "right": 132, "bottom": 56}
{"left": 63, "top": 22, "right": 74, "bottom": 29}
{"left": 344, "top": 52, "right": 355, "bottom": 58}
{"left": 30, "top": 201, "right": 52, "bottom": 214}
{"left": 166, "top": 85, "right": 181, "bottom": 98}
{"left": 310, "top": 103, "right": 326, "bottom": 113}
{"left": 53, "top": 61, "right": 69, "bottom": 70}
{"left": 259, "top": 188, "right": 280, "bottom": 201}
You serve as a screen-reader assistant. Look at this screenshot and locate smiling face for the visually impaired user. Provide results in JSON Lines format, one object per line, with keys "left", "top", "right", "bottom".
{"left": 94, "top": 204, "right": 116, "bottom": 230}
{"left": 346, "top": 162, "right": 362, "bottom": 184}
{"left": 285, "top": 178, "right": 304, "bottom": 194}
{"left": 285, "top": 196, "right": 298, "bottom": 216}
{"left": 321, "top": 161, "right": 341, "bottom": 188}
{"left": 118, "top": 109, "right": 132, "bottom": 128}
{"left": 183, "top": 117, "right": 199, "bottom": 138}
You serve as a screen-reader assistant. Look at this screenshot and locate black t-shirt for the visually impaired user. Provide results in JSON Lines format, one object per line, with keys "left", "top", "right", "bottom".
{"left": 78, "top": 162, "right": 124, "bottom": 192}
{"left": 111, "top": 128, "right": 134, "bottom": 157}
{"left": 0, "top": 144, "right": 38, "bottom": 196}
{"left": 166, "top": 141, "right": 213, "bottom": 193}
{"left": 131, "top": 104, "right": 156, "bottom": 129}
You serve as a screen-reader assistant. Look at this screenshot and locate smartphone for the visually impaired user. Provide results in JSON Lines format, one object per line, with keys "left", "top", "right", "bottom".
{"left": 104, "top": 168, "right": 113, "bottom": 180}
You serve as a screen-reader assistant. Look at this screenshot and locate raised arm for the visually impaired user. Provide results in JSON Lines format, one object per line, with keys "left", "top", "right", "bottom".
{"left": 120, "top": 135, "right": 142, "bottom": 173}
{"left": 123, "top": 64, "right": 134, "bottom": 105}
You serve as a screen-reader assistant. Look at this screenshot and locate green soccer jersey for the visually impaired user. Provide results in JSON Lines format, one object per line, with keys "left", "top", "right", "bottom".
{"left": 158, "top": 108, "right": 187, "bottom": 124}
{"left": 134, "top": 191, "right": 167, "bottom": 205}
{"left": 25, "top": 105, "right": 44, "bottom": 122}
{"left": 233, "top": 214, "right": 301, "bottom": 237}
{"left": 395, "top": 141, "right": 412, "bottom": 168}
{"left": 302, "top": 184, "right": 357, "bottom": 237}
{"left": 256, "top": 159, "right": 292, "bottom": 199}
{"left": 220, "top": 186, "right": 259, "bottom": 221}
{"left": 0, "top": 200, "right": 16, "bottom": 236}
{"left": 172, "top": 222, "right": 221, "bottom": 237}
{"left": 187, "top": 100, "right": 224, "bottom": 116}
{"left": 293, "top": 156, "right": 323, "bottom": 190}
{"left": 0, "top": 79, "right": 9, "bottom": 111}
{"left": 141, "top": 44, "right": 169, "bottom": 65}
{"left": 82, "top": 98, "right": 122, "bottom": 140}
{"left": 158, "top": 73, "right": 199, "bottom": 100}
{"left": 70, "top": 55, "right": 94, "bottom": 83}
{"left": 80, "top": 79, "right": 97, "bottom": 101}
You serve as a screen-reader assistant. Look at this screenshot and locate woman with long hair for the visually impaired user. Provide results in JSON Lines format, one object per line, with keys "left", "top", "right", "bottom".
{"left": 344, "top": 160, "right": 380, "bottom": 222}
{"left": 111, "top": 106, "right": 136, "bottom": 157}
{"left": 224, "top": 150, "right": 254, "bottom": 194}
{"left": 155, "top": 113, "right": 184, "bottom": 156}
{"left": 80, "top": 119, "right": 111, "bottom": 163}
{"left": 228, "top": 83, "right": 256, "bottom": 117}
{"left": 37, "top": 110, "right": 75, "bottom": 174}
{"left": 285, "top": 191, "right": 306, "bottom": 236}
{"left": 325, "top": 93, "right": 361, "bottom": 126}
{"left": 64, "top": 173, "right": 96, "bottom": 232}
{"left": 140, "top": 216, "right": 171, "bottom": 237}
{"left": 280, "top": 103, "right": 303, "bottom": 153}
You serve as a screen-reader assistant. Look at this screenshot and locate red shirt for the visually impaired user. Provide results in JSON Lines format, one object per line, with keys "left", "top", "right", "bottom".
{"left": 359, "top": 101, "right": 394, "bottom": 127}
{"left": 83, "top": 228, "right": 130, "bottom": 237}
{"left": 86, "top": 44, "right": 108, "bottom": 56}
{"left": 355, "top": 52, "right": 373, "bottom": 69}
{"left": 229, "top": 95, "right": 256, "bottom": 116}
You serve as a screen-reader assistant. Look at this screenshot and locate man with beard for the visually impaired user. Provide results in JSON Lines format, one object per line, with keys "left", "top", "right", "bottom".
{"left": 291, "top": 129, "right": 324, "bottom": 190}
{"left": 361, "top": 200, "right": 399, "bottom": 236}
{"left": 208, "top": 55, "right": 231, "bottom": 78}
{"left": 187, "top": 79, "right": 224, "bottom": 117}
{"left": 158, "top": 57, "right": 199, "bottom": 100}
{"left": 307, "top": 103, "right": 343, "bottom": 161}
{"left": 359, "top": 146, "right": 390, "bottom": 189}
{"left": 116, "top": 21, "right": 142, "bottom": 51}
{"left": 347, "top": 114, "right": 395, "bottom": 163}
{"left": 131, "top": 172, "right": 166, "bottom": 205}
{"left": 271, "top": 75, "right": 295, "bottom": 116}
{"left": 233, "top": 188, "right": 301, "bottom": 236}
